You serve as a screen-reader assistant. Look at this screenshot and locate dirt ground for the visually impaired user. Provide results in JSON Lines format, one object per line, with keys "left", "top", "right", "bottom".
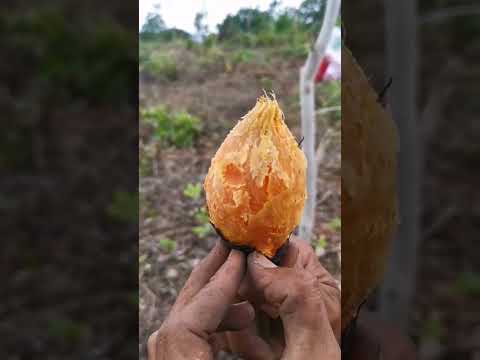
{"left": 139, "top": 45, "right": 341, "bottom": 359}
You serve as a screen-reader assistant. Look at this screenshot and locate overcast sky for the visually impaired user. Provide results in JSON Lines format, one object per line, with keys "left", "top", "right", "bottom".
{"left": 139, "top": 0, "right": 305, "bottom": 33}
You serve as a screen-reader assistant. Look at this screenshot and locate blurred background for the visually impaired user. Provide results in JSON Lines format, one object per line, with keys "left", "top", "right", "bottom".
{"left": 344, "top": 1, "right": 480, "bottom": 359}
{"left": 138, "top": 0, "right": 340, "bottom": 358}
{"left": 0, "top": 1, "right": 138, "bottom": 359}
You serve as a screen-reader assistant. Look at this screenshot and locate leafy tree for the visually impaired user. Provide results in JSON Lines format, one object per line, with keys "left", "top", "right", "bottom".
{"left": 217, "top": 8, "right": 273, "bottom": 40}
{"left": 140, "top": 10, "right": 165, "bottom": 39}
{"left": 297, "top": 0, "right": 326, "bottom": 33}
{"left": 268, "top": 0, "right": 282, "bottom": 17}
{"left": 194, "top": 11, "right": 209, "bottom": 40}
{"left": 275, "top": 7, "right": 298, "bottom": 33}
{"left": 158, "top": 28, "right": 191, "bottom": 42}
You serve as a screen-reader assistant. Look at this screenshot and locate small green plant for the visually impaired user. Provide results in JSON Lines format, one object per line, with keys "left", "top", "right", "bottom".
{"left": 326, "top": 217, "right": 341, "bottom": 231}
{"left": 278, "top": 43, "right": 309, "bottom": 58}
{"left": 170, "top": 111, "right": 202, "bottom": 147}
{"left": 143, "top": 53, "right": 178, "bottom": 81}
{"left": 314, "top": 234, "right": 327, "bottom": 257}
{"left": 141, "top": 107, "right": 202, "bottom": 148}
{"left": 191, "top": 206, "right": 213, "bottom": 239}
{"left": 256, "top": 30, "right": 277, "bottom": 46}
{"left": 232, "top": 49, "right": 254, "bottom": 65}
{"left": 317, "top": 235, "right": 327, "bottom": 249}
{"left": 158, "top": 238, "right": 176, "bottom": 253}
{"left": 192, "top": 223, "right": 213, "bottom": 238}
{"left": 203, "top": 34, "right": 217, "bottom": 48}
{"left": 421, "top": 314, "right": 446, "bottom": 341}
{"left": 107, "top": 191, "right": 138, "bottom": 223}
{"left": 139, "top": 141, "right": 157, "bottom": 177}
{"left": 199, "top": 45, "right": 226, "bottom": 67}
{"left": 183, "top": 183, "right": 202, "bottom": 200}
{"left": 47, "top": 318, "right": 89, "bottom": 344}
{"left": 194, "top": 207, "right": 210, "bottom": 224}
{"left": 453, "top": 272, "right": 480, "bottom": 297}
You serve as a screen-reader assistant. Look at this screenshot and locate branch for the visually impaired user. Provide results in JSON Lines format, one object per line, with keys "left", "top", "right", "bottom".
{"left": 316, "top": 106, "right": 341, "bottom": 115}
{"left": 421, "top": 5, "right": 480, "bottom": 24}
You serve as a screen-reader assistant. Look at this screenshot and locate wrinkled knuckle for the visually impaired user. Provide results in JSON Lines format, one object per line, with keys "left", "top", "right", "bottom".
{"left": 147, "top": 331, "right": 157, "bottom": 350}
{"left": 293, "top": 276, "right": 311, "bottom": 298}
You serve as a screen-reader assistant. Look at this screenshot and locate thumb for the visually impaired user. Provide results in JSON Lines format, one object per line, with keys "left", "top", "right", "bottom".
{"left": 183, "top": 250, "right": 246, "bottom": 333}
{"left": 247, "top": 252, "right": 324, "bottom": 334}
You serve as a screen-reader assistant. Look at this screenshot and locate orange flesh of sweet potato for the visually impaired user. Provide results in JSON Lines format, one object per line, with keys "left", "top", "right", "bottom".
{"left": 204, "top": 95, "right": 307, "bottom": 258}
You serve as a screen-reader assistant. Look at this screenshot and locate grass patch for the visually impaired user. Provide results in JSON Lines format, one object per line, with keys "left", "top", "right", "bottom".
{"left": 141, "top": 107, "right": 202, "bottom": 148}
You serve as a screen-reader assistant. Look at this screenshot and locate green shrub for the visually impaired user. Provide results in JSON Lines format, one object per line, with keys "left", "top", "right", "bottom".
{"left": 453, "top": 272, "right": 480, "bottom": 296}
{"left": 256, "top": 30, "right": 277, "bottom": 46}
{"left": 143, "top": 53, "right": 178, "bottom": 81}
{"left": 232, "top": 49, "right": 254, "bottom": 65}
{"left": 203, "top": 34, "right": 217, "bottom": 48}
{"left": 141, "top": 107, "right": 202, "bottom": 148}
{"left": 200, "top": 46, "right": 226, "bottom": 67}
{"left": 231, "top": 33, "right": 257, "bottom": 48}
{"left": 170, "top": 111, "right": 202, "bottom": 146}
{"left": 278, "top": 43, "right": 309, "bottom": 58}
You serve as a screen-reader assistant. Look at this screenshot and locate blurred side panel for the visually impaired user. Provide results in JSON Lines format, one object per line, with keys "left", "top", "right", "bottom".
{"left": 0, "top": 0, "right": 139, "bottom": 358}
{"left": 342, "top": 1, "right": 480, "bottom": 359}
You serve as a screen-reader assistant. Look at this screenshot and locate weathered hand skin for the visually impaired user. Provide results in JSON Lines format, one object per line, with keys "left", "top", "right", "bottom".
{"left": 148, "top": 242, "right": 252, "bottom": 360}
{"left": 218, "top": 236, "right": 341, "bottom": 359}
{"left": 148, "top": 237, "right": 341, "bottom": 360}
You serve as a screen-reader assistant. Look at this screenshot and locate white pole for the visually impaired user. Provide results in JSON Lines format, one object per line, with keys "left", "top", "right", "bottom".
{"left": 299, "top": 0, "right": 340, "bottom": 242}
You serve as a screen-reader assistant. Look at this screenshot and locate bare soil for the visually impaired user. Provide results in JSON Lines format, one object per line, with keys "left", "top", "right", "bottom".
{"left": 139, "top": 45, "right": 341, "bottom": 359}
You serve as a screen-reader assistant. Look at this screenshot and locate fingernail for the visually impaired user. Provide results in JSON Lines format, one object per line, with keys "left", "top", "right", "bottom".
{"left": 249, "top": 252, "right": 277, "bottom": 268}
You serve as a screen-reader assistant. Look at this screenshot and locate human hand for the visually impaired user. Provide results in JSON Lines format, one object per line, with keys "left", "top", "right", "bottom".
{"left": 215, "top": 236, "right": 341, "bottom": 359}
{"left": 147, "top": 242, "right": 254, "bottom": 360}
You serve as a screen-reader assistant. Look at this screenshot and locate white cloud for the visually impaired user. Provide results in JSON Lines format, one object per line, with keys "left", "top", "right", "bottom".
{"left": 139, "top": 0, "right": 305, "bottom": 33}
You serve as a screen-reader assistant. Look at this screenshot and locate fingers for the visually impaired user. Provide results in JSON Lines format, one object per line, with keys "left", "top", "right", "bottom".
{"left": 226, "top": 327, "right": 277, "bottom": 360}
{"left": 175, "top": 240, "right": 229, "bottom": 307}
{"left": 147, "top": 330, "right": 158, "bottom": 360}
{"left": 184, "top": 249, "right": 246, "bottom": 333}
{"left": 288, "top": 237, "right": 341, "bottom": 338}
{"left": 247, "top": 251, "right": 328, "bottom": 329}
{"left": 217, "top": 301, "right": 255, "bottom": 332}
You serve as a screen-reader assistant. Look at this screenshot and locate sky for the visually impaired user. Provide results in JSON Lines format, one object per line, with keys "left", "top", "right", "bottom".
{"left": 139, "top": 0, "right": 305, "bottom": 34}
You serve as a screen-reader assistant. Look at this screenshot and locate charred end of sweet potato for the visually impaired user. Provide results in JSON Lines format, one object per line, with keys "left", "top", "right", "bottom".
{"left": 210, "top": 220, "right": 291, "bottom": 265}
